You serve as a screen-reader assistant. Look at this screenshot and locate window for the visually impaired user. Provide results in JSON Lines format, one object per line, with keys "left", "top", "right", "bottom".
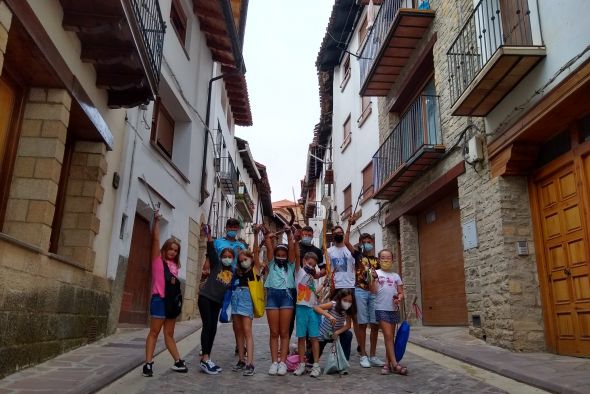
{"left": 342, "top": 184, "right": 352, "bottom": 218}
{"left": 358, "top": 15, "right": 369, "bottom": 48}
{"left": 361, "top": 161, "right": 374, "bottom": 202}
{"left": 358, "top": 96, "right": 372, "bottom": 127}
{"left": 0, "top": 72, "right": 23, "bottom": 226}
{"left": 340, "top": 54, "right": 351, "bottom": 90}
{"left": 170, "top": 0, "right": 188, "bottom": 47}
{"left": 341, "top": 115, "right": 352, "bottom": 150}
{"left": 151, "top": 99, "right": 175, "bottom": 158}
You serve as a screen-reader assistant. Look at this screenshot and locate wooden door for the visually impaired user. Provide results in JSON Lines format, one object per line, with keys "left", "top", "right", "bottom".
{"left": 119, "top": 214, "right": 152, "bottom": 325}
{"left": 499, "top": 0, "right": 532, "bottom": 46}
{"left": 419, "top": 190, "right": 469, "bottom": 326}
{"left": 533, "top": 153, "right": 590, "bottom": 356}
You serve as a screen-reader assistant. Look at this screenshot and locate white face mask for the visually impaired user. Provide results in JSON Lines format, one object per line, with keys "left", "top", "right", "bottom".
{"left": 341, "top": 301, "right": 352, "bottom": 310}
{"left": 240, "top": 259, "right": 252, "bottom": 269}
{"left": 221, "top": 258, "right": 233, "bottom": 267}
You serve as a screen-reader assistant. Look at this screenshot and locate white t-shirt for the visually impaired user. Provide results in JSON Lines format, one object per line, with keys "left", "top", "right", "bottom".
{"left": 296, "top": 269, "right": 318, "bottom": 307}
{"left": 375, "top": 269, "right": 403, "bottom": 311}
{"left": 328, "top": 245, "right": 355, "bottom": 289}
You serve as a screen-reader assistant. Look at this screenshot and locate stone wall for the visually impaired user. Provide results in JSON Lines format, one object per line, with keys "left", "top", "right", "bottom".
{"left": 0, "top": 236, "right": 111, "bottom": 378}
{"left": 182, "top": 218, "right": 201, "bottom": 320}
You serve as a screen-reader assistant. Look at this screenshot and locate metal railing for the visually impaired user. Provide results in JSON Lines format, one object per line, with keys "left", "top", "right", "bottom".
{"left": 373, "top": 95, "right": 442, "bottom": 192}
{"left": 447, "top": 0, "right": 539, "bottom": 106}
{"left": 130, "top": 0, "right": 166, "bottom": 87}
{"left": 235, "top": 184, "right": 255, "bottom": 219}
{"left": 217, "top": 156, "right": 239, "bottom": 194}
{"left": 359, "top": 0, "right": 416, "bottom": 87}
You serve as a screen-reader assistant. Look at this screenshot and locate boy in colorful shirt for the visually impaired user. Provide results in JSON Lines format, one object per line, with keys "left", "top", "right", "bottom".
{"left": 293, "top": 252, "right": 321, "bottom": 377}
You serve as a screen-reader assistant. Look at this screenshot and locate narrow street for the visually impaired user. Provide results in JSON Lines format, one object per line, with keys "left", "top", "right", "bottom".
{"left": 99, "top": 324, "right": 545, "bottom": 394}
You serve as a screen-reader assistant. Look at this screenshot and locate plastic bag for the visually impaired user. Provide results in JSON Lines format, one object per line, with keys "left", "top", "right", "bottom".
{"left": 323, "top": 337, "right": 349, "bottom": 375}
{"left": 219, "top": 288, "right": 233, "bottom": 323}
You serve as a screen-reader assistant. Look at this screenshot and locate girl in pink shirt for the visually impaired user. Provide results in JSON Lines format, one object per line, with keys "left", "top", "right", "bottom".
{"left": 142, "top": 212, "right": 187, "bottom": 377}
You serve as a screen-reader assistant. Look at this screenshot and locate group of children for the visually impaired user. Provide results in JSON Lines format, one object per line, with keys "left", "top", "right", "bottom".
{"left": 143, "top": 216, "right": 408, "bottom": 379}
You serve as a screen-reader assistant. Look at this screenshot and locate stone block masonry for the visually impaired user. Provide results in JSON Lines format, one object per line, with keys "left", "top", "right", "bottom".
{"left": 4, "top": 88, "right": 71, "bottom": 249}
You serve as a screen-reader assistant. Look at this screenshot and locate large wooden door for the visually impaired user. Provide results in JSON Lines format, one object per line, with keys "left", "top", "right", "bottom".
{"left": 419, "top": 190, "right": 469, "bottom": 326}
{"left": 119, "top": 214, "right": 152, "bottom": 325}
{"left": 533, "top": 152, "right": 590, "bottom": 356}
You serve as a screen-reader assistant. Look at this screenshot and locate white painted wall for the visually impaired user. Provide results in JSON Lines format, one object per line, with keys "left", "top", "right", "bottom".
{"left": 486, "top": 0, "right": 590, "bottom": 134}
{"left": 324, "top": 7, "right": 383, "bottom": 251}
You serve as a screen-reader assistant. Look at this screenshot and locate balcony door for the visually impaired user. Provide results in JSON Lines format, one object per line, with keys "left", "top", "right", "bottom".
{"left": 500, "top": 0, "right": 532, "bottom": 46}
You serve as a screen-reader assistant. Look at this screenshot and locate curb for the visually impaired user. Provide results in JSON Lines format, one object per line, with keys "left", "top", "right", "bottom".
{"left": 82, "top": 322, "right": 202, "bottom": 394}
{"left": 409, "top": 336, "right": 583, "bottom": 394}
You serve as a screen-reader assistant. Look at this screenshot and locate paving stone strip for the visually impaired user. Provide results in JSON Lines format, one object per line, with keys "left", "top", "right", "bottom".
{"left": 0, "top": 320, "right": 202, "bottom": 394}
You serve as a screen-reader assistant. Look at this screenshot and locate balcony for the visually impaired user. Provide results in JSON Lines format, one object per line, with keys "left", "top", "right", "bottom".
{"left": 235, "top": 184, "right": 255, "bottom": 222}
{"left": 359, "top": 0, "right": 435, "bottom": 97}
{"left": 60, "top": 0, "right": 165, "bottom": 108}
{"left": 447, "top": 0, "right": 545, "bottom": 116}
{"left": 215, "top": 156, "right": 239, "bottom": 194}
{"left": 305, "top": 201, "right": 324, "bottom": 219}
{"left": 373, "top": 95, "right": 445, "bottom": 200}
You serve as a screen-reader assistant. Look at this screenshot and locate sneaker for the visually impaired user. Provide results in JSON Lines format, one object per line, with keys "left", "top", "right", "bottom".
{"left": 232, "top": 360, "right": 246, "bottom": 372}
{"left": 243, "top": 364, "right": 255, "bottom": 376}
{"left": 268, "top": 362, "right": 279, "bottom": 375}
{"left": 171, "top": 359, "right": 188, "bottom": 373}
{"left": 381, "top": 364, "right": 391, "bottom": 375}
{"left": 277, "top": 361, "right": 288, "bottom": 376}
{"left": 359, "top": 355, "right": 371, "bottom": 368}
{"left": 293, "top": 362, "right": 306, "bottom": 376}
{"left": 200, "top": 360, "right": 219, "bottom": 375}
{"left": 310, "top": 363, "right": 321, "bottom": 378}
{"left": 339, "top": 369, "right": 349, "bottom": 375}
{"left": 142, "top": 362, "right": 153, "bottom": 377}
{"left": 209, "top": 360, "right": 222, "bottom": 372}
{"left": 369, "top": 356, "right": 385, "bottom": 367}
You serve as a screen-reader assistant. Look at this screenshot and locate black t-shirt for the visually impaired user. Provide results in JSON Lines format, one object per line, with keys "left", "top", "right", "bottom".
{"left": 235, "top": 269, "right": 260, "bottom": 287}
{"left": 299, "top": 242, "right": 325, "bottom": 269}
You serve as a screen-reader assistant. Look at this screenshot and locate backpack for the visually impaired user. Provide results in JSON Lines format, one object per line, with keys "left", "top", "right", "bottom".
{"left": 163, "top": 260, "right": 183, "bottom": 319}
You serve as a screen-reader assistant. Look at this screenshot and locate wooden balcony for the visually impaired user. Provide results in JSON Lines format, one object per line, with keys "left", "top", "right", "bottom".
{"left": 373, "top": 95, "right": 445, "bottom": 200}
{"left": 60, "top": 0, "right": 165, "bottom": 108}
{"left": 359, "top": 0, "right": 434, "bottom": 97}
{"left": 447, "top": 0, "right": 545, "bottom": 116}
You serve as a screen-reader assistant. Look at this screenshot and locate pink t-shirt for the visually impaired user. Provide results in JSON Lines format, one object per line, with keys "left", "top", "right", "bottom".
{"left": 151, "top": 255, "right": 179, "bottom": 298}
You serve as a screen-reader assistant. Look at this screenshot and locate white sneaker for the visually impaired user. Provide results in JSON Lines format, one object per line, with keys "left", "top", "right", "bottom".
{"left": 310, "top": 363, "right": 321, "bottom": 378}
{"left": 268, "top": 362, "right": 279, "bottom": 376}
{"left": 277, "top": 361, "right": 288, "bottom": 376}
{"left": 369, "top": 356, "right": 385, "bottom": 367}
{"left": 359, "top": 355, "right": 371, "bottom": 368}
{"left": 293, "top": 362, "right": 306, "bottom": 376}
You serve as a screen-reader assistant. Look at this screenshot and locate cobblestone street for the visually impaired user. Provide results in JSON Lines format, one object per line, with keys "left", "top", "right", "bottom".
{"left": 101, "top": 323, "right": 542, "bottom": 394}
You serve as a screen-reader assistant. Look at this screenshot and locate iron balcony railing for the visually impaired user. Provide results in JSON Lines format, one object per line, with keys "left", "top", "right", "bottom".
{"left": 359, "top": 0, "right": 416, "bottom": 87}
{"left": 373, "top": 95, "right": 442, "bottom": 192}
{"left": 447, "top": 0, "right": 541, "bottom": 106}
{"left": 130, "top": 0, "right": 166, "bottom": 88}
{"left": 216, "top": 156, "right": 239, "bottom": 194}
{"left": 235, "top": 184, "right": 255, "bottom": 220}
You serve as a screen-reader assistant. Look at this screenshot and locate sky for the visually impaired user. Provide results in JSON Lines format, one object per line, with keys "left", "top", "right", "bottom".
{"left": 235, "top": 1, "right": 335, "bottom": 203}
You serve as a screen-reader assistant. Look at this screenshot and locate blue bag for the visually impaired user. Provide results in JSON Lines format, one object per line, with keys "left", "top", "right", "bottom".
{"left": 394, "top": 320, "right": 411, "bottom": 362}
{"left": 219, "top": 288, "right": 233, "bottom": 323}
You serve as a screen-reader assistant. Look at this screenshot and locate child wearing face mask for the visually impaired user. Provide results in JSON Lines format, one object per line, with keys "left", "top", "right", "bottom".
{"left": 371, "top": 249, "right": 407, "bottom": 376}
{"left": 197, "top": 225, "right": 235, "bottom": 375}
{"left": 293, "top": 252, "right": 322, "bottom": 377}
{"left": 230, "top": 249, "right": 262, "bottom": 376}
{"left": 314, "top": 288, "right": 354, "bottom": 372}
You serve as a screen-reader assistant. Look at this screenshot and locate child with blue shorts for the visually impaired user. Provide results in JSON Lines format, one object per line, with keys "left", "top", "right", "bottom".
{"left": 293, "top": 252, "right": 321, "bottom": 378}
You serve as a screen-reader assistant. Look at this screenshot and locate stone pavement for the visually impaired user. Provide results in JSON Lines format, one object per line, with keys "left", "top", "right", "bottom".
{"left": 410, "top": 326, "right": 590, "bottom": 394}
{"left": 0, "top": 320, "right": 201, "bottom": 394}
{"left": 125, "top": 322, "right": 516, "bottom": 394}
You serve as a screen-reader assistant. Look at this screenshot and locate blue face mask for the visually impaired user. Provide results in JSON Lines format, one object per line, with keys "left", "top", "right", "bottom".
{"left": 362, "top": 243, "right": 374, "bottom": 252}
{"left": 301, "top": 237, "right": 313, "bottom": 245}
{"left": 226, "top": 230, "right": 237, "bottom": 238}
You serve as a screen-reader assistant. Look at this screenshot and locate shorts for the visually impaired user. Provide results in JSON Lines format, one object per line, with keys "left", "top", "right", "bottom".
{"left": 295, "top": 305, "right": 320, "bottom": 338}
{"left": 375, "top": 310, "right": 401, "bottom": 324}
{"left": 231, "top": 287, "right": 253, "bottom": 319}
{"left": 265, "top": 287, "right": 294, "bottom": 310}
{"left": 150, "top": 295, "right": 166, "bottom": 319}
{"left": 355, "top": 287, "right": 377, "bottom": 325}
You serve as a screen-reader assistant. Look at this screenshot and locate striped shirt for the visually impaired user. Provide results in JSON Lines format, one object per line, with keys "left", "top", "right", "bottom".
{"left": 318, "top": 301, "right": 347, "bottom": 339}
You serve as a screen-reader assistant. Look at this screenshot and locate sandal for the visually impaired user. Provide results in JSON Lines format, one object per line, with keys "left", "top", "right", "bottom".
{"left": 392, "top": 363, "right": 408, "bottom": 376}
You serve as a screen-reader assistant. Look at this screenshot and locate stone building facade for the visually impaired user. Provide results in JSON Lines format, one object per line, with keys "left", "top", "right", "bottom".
{"left": 368, "top": 0, "right": 590, "bottom": 356}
